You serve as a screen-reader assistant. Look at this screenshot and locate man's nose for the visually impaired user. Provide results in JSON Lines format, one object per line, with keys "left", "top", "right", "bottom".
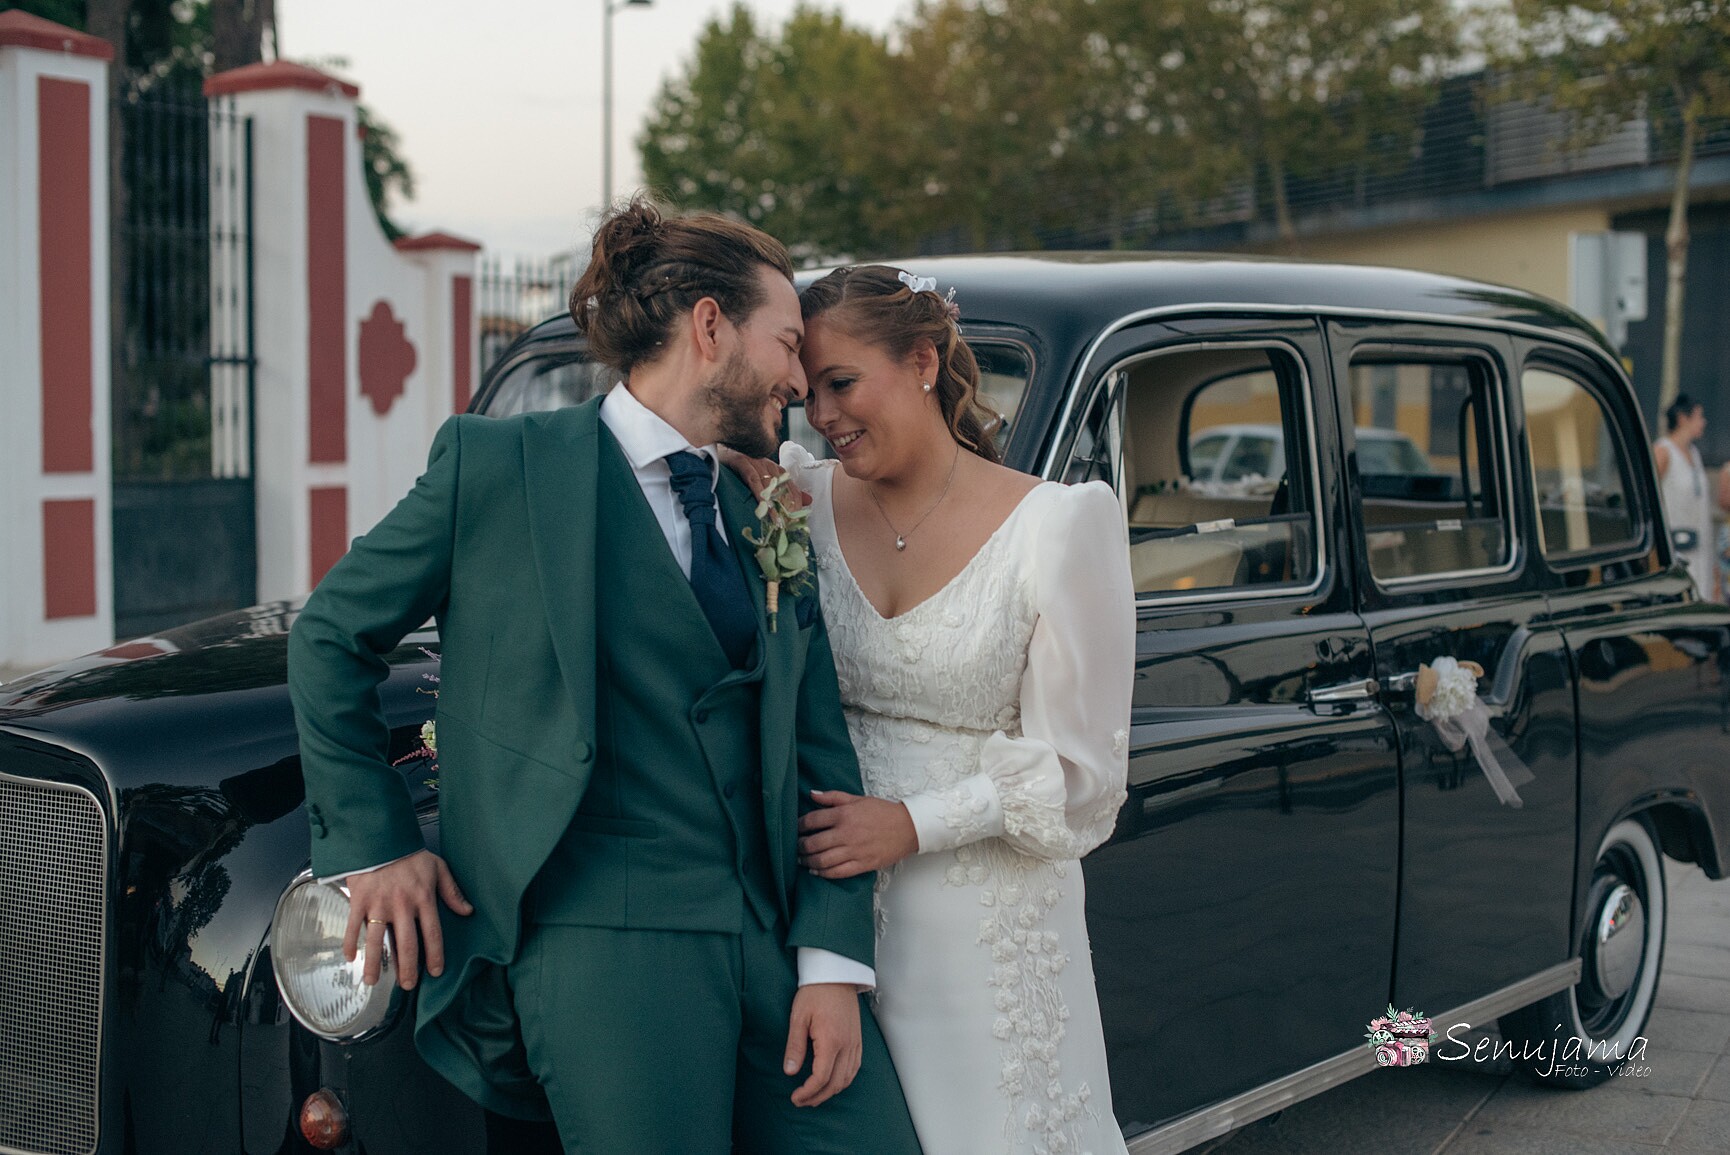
{"left": 787, "top": 357, "right": 809, "bottom": 402}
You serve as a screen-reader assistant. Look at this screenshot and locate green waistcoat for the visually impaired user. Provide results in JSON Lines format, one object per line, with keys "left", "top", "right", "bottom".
{"left": 529, "top": 431, "right": 779, "bottom": 931}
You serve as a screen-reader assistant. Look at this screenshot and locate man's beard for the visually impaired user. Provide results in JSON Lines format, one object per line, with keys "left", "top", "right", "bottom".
{"left": 702, "top": 347, "right": 779, "bottom": 459}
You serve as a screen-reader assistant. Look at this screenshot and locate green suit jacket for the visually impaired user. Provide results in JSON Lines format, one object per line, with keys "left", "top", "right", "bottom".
{"left": 286, "top": 396, "right": 875, "bottom": 1119}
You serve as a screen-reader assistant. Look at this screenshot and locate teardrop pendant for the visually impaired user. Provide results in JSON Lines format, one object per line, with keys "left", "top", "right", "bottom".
{"left": 895, "top": 536, "right": 907, "bottom": 551}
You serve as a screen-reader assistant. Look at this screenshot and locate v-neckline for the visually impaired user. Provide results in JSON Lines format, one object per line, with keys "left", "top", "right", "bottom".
{"left": 822, "top": 475, "right": 1049, "bottom": 623}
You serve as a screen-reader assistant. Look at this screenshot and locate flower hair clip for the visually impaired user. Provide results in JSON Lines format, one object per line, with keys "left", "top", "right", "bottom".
{"left": 897, "top": 270, "right": 961, "bottom": 321}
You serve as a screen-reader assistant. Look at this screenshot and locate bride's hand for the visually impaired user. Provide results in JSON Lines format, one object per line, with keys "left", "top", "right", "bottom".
{"left": 717, "top": 446, "right": 810, "bottom": 506}
{"left": 799, "top": 790, "right": 919, "bottom": 878}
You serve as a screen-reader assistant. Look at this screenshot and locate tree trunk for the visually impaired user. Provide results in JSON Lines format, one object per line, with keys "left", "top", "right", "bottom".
{"left": 1269, "top": 151, "right": 1297, "bottom": 251}
{"left": 212, "top": 0, "right": 266, "bottom": 73}
{"left": 1658, "top": 100, "right": 1698, "bottom": 411}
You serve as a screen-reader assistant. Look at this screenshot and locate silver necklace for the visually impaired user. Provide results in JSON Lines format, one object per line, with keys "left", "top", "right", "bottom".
{"left": 867, "top": 444, "right": 961, "bottom": 552}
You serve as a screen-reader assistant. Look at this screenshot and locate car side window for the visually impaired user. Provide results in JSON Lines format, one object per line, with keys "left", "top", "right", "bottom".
{"left": 483, "top": 351, "right": 613, "bottom": 417}
{"left": 1523, "top": 366, "right": 1639, "bottom": 558}
{"left": 1347, "top": 355, "right": 1511, "bottom": 584}
{"left": 1071, "top": 345, "right": 1321, "bottom": 598}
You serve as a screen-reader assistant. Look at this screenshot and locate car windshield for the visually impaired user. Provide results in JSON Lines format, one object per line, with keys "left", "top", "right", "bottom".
{"left": 1188, "top": 434, "right": 1228, "bottom": 477}
{"left": 1357, "top": 434, "right": 1431, "bottom": 475}
{"left": 482, "top": 337, "right": 1036, "bottom": 456}
{"left": 1221, "top": 434, "right": 1277, "bottom": 482}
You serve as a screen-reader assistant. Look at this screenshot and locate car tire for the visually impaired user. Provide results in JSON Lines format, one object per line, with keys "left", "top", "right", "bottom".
{"left": 1498, "top": 814, "right": 1666, "bottom": 1088}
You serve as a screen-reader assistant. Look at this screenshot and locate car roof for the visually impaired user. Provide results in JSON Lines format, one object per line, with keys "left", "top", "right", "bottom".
{"left": 506, "top": 252, "right": 1610, "bottom": 356}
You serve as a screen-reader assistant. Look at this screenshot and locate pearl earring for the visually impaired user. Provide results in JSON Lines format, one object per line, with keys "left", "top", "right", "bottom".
{"left": 921, "top": 381, "right": 933, "bottom": 393}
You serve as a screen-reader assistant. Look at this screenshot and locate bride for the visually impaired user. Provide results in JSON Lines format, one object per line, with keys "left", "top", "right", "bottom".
{"left": 735, "top": 265, "right": 1134, "bottom": 1154}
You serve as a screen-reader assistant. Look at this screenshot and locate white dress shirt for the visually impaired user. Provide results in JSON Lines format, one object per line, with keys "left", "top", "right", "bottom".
{"left": 333, "top": 385, "right": 874, "bottom": 991}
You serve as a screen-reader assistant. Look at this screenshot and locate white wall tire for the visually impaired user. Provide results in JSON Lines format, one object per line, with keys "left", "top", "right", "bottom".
{"left": 1498, "top": 814, "right": 1666, "bottom": 1088}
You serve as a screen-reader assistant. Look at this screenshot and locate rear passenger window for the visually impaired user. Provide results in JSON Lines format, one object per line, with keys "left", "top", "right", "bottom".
{"left": 1523, "top": 367, "right": 1638, "bottom": 555}
{"left": 1085, "top": 345, "right": 1320, "bottom": 597}
{"left": 1348, "top": 355, "right": 1511, "bottom": 583}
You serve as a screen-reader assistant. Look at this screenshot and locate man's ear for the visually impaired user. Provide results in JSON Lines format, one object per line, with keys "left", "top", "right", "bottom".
{"left": 689, "top": 296, "right": 728, "bottom": 365}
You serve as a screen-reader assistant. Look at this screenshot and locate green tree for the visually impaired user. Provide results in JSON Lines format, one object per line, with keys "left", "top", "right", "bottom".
{"left": 1486, "top": 0, "right": 1730, "bottom": 407}
{"left": 358, "top": 103, "right": 416, "bottom": 241}
{"left": 1196, "top": 0, "right": 1461, "bottom": 248}
{"left": 1, "top": 0, "right": 84, "bottom": 25}
{"left": 640, "top": 4, "right": 897, "bottom": 261}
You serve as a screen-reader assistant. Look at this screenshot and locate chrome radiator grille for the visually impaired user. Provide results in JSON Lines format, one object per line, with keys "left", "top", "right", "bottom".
{"left": 0, "top": 770, "right": 107, "bottom": 1155}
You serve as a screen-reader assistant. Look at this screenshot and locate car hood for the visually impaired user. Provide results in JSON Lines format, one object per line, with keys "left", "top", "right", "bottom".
{"left": 0, "top": 600, "right": 440, "bottom": 790}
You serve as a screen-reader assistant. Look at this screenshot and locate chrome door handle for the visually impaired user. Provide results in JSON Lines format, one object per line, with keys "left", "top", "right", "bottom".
{"left": 1383, "top": 671, "right": 1419, "bottom": 696}
{"left": 1307, "top": 678, "right": 1380, "bottom": 705}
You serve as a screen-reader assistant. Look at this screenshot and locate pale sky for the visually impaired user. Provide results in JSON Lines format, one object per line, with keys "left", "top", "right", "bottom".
{"left": 280, "top": 1, "right": 912, "bottom": 259}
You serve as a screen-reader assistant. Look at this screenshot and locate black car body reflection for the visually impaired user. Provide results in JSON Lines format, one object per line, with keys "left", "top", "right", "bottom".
{"left": 4, "top": 255, "right": 1727, "bottom": 1155}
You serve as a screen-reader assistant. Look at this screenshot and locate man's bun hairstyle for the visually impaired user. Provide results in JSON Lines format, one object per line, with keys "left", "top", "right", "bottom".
{"left": 568, "top": 195, "right": 794, "bottom": 374}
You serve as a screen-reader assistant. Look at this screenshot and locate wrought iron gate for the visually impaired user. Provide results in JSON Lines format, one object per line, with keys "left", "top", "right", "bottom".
{"left": 110, "top": 84, "right": 256, "bottom": 639}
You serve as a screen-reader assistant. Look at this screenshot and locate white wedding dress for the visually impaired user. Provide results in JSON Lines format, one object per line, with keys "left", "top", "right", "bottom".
{"left": 782, "top": 446, "right": 1135, "bottom": 1155}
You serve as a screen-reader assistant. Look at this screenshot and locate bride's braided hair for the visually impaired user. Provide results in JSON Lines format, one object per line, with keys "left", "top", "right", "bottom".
{"left": 799, "top": 265, "right": 1002, "bottom": 464}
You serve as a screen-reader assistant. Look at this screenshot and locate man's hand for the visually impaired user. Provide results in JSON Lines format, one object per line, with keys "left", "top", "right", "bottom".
{"left": 782, "top": 982, "right": 863, "bottom": 1107}
{"left": 717, "top": 447, "right": 811, "bottom": 507}
{"left": 341, "top": 849, "right": 474, "bottom": 990}
{"left": 799, "top": 790, "right": 918, "bottom": 879}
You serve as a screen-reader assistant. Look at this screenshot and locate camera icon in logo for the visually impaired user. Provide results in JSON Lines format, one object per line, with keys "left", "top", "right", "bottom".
{"left": 1367, "top": 1006, "right": 1435, "bottom": 1067}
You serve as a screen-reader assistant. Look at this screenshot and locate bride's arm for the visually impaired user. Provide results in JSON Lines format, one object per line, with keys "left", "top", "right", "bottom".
{"left": 899, "top": 483, "right": 1135, "bottom": 861}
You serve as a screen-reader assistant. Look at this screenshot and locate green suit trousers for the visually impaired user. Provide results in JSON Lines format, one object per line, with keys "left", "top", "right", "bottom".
{"left": 509, "top": 920, "right": 921, "bottom": 1154}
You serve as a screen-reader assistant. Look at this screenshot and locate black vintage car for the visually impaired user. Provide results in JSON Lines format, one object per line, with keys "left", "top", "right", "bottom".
{"left": 4, "top": 254, "right": 1727, "bottom": 1155}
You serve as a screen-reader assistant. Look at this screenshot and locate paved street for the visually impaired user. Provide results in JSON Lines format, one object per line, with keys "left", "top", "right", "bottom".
{"left": 1209, "top": 860, "right": 1730, "bottom": 1154}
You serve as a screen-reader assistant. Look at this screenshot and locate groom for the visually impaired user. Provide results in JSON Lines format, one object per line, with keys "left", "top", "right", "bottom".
{"left": 287, "top": 198, "right": 921, "bottom": 1153}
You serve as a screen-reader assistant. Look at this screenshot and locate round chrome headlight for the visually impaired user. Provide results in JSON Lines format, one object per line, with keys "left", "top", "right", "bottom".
{"left": 271, "top": 876, "right": 396, "bottom": 1040}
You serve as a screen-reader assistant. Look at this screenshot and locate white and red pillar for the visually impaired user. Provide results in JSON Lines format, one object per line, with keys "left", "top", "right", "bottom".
{"left": 204, "top": 62, "right": 480, "bottom": 601}
{"left": 0, "top": 12, "right": 114, "bottom": 668}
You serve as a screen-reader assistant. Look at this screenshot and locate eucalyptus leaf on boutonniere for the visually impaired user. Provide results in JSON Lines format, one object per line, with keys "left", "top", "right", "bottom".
{"left": 740, "top": 472, "right": 814, "bottom": 632}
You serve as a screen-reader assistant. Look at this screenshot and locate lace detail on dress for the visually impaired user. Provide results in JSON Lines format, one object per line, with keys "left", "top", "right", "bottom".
{"left": 969, "top": 841, "right": 1099, "bottom": 1153}
{"left": 938, "top": 782, "right": 996, "bottom": 844}
{"left": 998, "top": 788, "right": 1087, "bottom": 863}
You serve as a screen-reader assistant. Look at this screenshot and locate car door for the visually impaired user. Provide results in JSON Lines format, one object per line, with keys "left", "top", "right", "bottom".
{"left": 1518, "top": 339, "right": 1730, "bottom": 1045}
{"left": 1048, "top": 314, "right": 1401, "bottom": 1133}
{"left": 1329, "top": 320, "right": 1580, "bottom": 1016}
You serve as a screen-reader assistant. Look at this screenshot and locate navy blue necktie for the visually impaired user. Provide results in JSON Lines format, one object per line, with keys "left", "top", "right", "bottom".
{"left": 665, "top": 450, "right": 757, "bottom": 667}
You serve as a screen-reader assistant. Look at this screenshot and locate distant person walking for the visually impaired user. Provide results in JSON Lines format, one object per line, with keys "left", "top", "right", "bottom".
{"left": 1656, "top": 394, "right": 1718, "bottom": 600}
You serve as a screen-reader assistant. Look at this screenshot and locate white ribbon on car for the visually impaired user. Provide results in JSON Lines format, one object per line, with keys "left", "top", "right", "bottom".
{"left": 897, "top": 270, "right": 938, "bottom": 294}
{"left": 1414, "top": 656, "right": 1535, "bottom": 808}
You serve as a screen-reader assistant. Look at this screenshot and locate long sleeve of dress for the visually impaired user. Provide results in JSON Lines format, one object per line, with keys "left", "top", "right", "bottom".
{"left": 900, "top": 481, "right": 1134, "bottom": 862}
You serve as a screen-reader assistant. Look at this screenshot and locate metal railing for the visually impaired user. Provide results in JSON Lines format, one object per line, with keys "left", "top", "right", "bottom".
{"left": 477, "top": 253, "right": 580, "bottom": 375}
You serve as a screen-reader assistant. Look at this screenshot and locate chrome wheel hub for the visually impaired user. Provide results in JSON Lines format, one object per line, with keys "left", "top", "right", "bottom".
{"left": 1589, "top": 881, "right": 1645, "bottom": 1001}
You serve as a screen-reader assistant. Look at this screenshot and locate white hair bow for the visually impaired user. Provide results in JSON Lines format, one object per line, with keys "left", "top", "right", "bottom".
{"left": 897, "top": 270, "right": 937, "bottom": 294}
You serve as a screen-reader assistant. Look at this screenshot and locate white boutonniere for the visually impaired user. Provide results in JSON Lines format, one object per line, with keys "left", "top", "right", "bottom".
{"left": 741, "top": 472, "right": 814, "bottom": 632}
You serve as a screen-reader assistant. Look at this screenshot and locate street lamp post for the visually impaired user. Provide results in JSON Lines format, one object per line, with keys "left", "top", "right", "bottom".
{"left": 602, "top": 0, "right": 653, "bottom": 210}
